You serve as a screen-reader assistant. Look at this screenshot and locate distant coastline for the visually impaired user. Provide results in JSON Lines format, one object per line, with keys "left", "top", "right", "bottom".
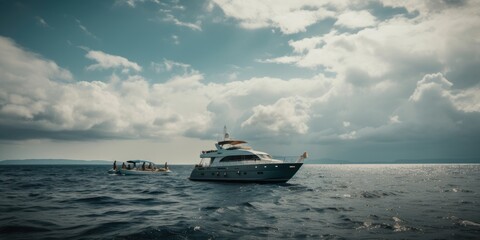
{"left": 0, "top": 158, "right": 478, "bottom": 165}
{"left": 0, "top": 159, "right": 113, "bottom": 165}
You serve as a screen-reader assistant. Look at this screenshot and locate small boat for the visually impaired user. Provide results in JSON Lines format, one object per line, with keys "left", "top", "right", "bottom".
{"left": 189, "top": 127, "right": 307, "bottom": 183}
{"left": 109, "top": 160, "right": 171, "bottom": 175}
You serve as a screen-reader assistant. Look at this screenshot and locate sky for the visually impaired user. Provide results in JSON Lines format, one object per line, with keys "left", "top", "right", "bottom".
{"left": 0, "top": 0, "right": 479, "bottom": 163}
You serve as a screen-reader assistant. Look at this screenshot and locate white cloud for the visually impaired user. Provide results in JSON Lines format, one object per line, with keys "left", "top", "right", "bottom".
{"left": 409, "top": 73, "right": 453, "bottom": 102}
{"left": 339, "top": 131, "right": 356, "bottom": 140}
{"left": 452, "top": 87, "right": 480, "bottom": 113}
{"left": 389, "top": 115, "right": 401, "bottom": 124}
{"left": 36, "top": 16, "right": 51, "bottom": 28}
{"left": 150, "top": 59, "right": 195, "bottom": 75}
{"left": 116, "top": 0, "right": 160, "bottom": 8}
{"left": 212, "top": 0, "right": 335, "bottom": 34}
{"left": 164, "top": 72, "right": 204, "bottom": 90}
{"left": 256, "top": 56, "right": 300, "bottom": 64}
{"left": 409, "top": 72, "right": 480, "bottom": 114}
{"left": 86, "top": 50, "right": 142, "bottom": 72}
{"left": 381, "top": 0, "right": 469, "bottom": 15}
{"left": 266, "top": 2, "right": 480, "bottom": 85}
{"left": 349, "top": 72, "right": 480, "bottom": 144}
{"left": 227, "top": 71, "right": 238, "bottom": 81}
{"left": 334, "top": 10, "right": 377, "bottom": 29}
{"left": 163, "top": 14, "right": 202, "bottom": 31}
{"left": 75, "top": 19, "right": 98, "bottom": 39}
{"left": 163, "top": 59, "right": 190, "bottom": 72}
{"left": 0, "top": 37, "right": 209, "bottom": 139}
{"left": 291, "top": 29, "right": 391, "bottom": 76}
{"left": 288, "top": 36, "right": 323, "bottom": 54}
{"left": 241, "top": 97, "right": 311, "bottom": 136}
{"left": 0, "top": 36, "right": 72, "bottom": 83}
{"left": 171, "top": 34, "right": 180, "bottom": 45}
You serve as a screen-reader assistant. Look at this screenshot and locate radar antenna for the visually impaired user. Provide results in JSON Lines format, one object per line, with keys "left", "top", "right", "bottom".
{"left": 223, "top": 125, "right": 230, "bottom": 140}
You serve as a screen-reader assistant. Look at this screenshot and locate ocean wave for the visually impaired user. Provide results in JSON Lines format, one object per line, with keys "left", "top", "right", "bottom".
{"left": 79, "top": 221, "right": 133, "bottom": 236}
{"left": 62, "top": 196, "right": 121, "bottom": 206}
{"left": 115, "top": 224, "right": 215, "bottom": 240}
{"left": 1, "top": 164, "right": 479, "bottom": 240}
{"left": 302, "top": 207, "right": 354, "bottom": 213}
{"left": 360, "top": 190, "right": 398, "bottom": 198}
{"left": 0, "top": 225, "right": 51, "bottom": 234}
{"left": 460, "top": 220, "right": 480, "bottom": 228}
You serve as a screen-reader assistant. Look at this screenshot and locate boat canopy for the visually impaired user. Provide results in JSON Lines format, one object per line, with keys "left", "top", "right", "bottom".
{"left": 218, "top": 140, "right": 247, "bottom": 146}
{"left": 126, "top": 160, "right": 155, "bottom": 165}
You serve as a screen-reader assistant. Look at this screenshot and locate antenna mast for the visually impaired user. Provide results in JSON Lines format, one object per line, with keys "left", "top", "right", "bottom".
{"left": 223, "top": 125, "right": 230, "bottom": 140}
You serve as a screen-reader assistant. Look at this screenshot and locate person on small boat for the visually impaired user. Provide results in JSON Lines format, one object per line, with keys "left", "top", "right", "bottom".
{"left": 122, "top": 162, "right": 126, "bottom": 169}
{"left": 142, "top": 162, "right": 146, "bottom": 171}
{"left": 113, "top": 160, "right": 117, "bottom": 170}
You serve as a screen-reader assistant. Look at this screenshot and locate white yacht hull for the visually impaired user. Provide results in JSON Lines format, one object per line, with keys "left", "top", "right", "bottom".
{"left": 189, "top": 162, "right": 303, "bottom": 183}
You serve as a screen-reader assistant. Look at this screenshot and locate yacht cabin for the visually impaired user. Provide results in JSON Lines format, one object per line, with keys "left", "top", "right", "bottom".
{"left": 197, "top": 140, "right": 282, "bottom": 167}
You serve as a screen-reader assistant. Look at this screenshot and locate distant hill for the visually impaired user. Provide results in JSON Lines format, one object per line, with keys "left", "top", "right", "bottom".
{"left": 0, "top": 159, "right": 113, "bottom": 165}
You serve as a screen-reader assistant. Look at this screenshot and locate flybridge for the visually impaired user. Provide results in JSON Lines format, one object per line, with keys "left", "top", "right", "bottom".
{"left": 218, "top": 140, "right": 247, "bottom": 145}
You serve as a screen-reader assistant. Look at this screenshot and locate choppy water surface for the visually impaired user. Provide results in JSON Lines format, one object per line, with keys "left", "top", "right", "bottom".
{"left": 0, "top": 164, "right": 479, "bottom": 239}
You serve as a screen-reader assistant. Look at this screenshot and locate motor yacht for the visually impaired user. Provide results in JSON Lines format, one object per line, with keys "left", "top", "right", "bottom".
{"left": 189, "top": 128, "right": 307, "bottom": 183}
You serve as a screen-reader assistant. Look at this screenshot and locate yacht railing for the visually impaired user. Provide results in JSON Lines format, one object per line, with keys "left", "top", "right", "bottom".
{"left": 196, "top": 152, "right": 307, "bottom": 167}
{"left": 273, "top": 156, "right": 303, "bottom": 163}
{"left": 197, "top": 159, "right": 297, "bottom": 168}
{"left": 214, "top": 160, "right": 282, "bottom": 167}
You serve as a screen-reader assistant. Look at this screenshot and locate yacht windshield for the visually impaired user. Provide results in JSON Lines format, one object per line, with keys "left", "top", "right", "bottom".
{"left": 258, "top": 154, "right": 272, "bottom": 159}
{"left": 219, "top": 155, "right": 260, "bottom": 162}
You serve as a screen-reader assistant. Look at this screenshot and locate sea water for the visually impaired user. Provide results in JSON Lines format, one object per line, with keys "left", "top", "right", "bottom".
{"left": 0, "top": 164, "right": 479, "bottom": 239}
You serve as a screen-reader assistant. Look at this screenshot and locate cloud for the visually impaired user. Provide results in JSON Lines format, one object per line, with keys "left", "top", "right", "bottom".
{"left": 263, "top": 1, "right": 480, "bottom": 86}
{"left": 0, "top": 37, "right": 209, "bottom": 140}
{"left": 408, "top": 73, "right": 480, "bottom": 114}
{"left": 171, "top": 34, "right": 180, "bottom": 45}
{"left": 256, "top": 56, "right": 300, "bottom": 64}
{"left": 288, "top": 36, "right": 323, "bottom": 54}
{"left": 241, "top": 97, "right": 311, "bottom": 136}
{"left": 163, "top": 13, "right": 202, "bottom": 31}
{"left": 334, "top": 10, "right": 377, "bottom": 29}
{"left": 35, "top": 16, "right": 51, "bottom": 28}
{"left": 0, "top": 36, "right": 72, "bottom": 83}
{"left": 86, "top": 50, "right": 142, "bottom": 72}
{"left": 211, "top": 0, "right": 335, "bottom": 34}
{"left": 2, "top": 1, "right": 480, "bottom": 161}
{"left": 75, "top": 19, "right": 98, "bottom": 39}
{"left": 150, "top": 59, "right": 195, "bottom": 75}
{"left": 381, "top": 0, "right": 469, "bottom": 15}
{"left": 327, "top": 72, "right": 480, "bottom": 145}
{"left": 116, "top": 0, "right": 160, "bottom": 8}
{"left": 409, "top": 73, "right": 453, "bottom": 102}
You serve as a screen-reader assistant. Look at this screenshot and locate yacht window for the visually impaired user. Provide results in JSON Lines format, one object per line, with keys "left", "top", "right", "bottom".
{"left": 219, "top": 155, "right": 260, "bottom": 162}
